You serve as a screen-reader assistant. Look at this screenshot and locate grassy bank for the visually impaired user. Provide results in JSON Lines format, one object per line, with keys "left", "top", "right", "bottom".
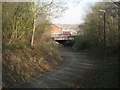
{"left": 2, "top": 40, "right": 64, "bottom": 88}
{"left": 74, "top": 47, "right": 119, "bottom": 88}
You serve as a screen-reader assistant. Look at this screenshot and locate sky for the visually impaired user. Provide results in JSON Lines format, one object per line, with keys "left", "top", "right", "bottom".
{"left": 52, "top": 0, "right": 100, "bottom": 24}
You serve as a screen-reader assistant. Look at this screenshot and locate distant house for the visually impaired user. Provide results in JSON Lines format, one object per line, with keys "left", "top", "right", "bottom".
{"left": 50, "top": 24, "right": 62, "bottom": 37}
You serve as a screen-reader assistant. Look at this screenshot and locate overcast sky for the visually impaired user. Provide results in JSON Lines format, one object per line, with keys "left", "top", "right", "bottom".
{"left": 52, "top": 0, "right": 100, "bottom": 24}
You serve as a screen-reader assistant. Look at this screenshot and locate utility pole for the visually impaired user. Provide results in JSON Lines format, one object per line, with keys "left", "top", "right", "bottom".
{"left": 98, "top": 13, "right": 102, "bottom": 46}
{"left": 100, "top": 9, "right": 106, "bottom": 59}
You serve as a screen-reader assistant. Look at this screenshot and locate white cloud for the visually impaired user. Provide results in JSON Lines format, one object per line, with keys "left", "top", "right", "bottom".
{"left": 52, "top": 0, "right": 100, "bottom": 24}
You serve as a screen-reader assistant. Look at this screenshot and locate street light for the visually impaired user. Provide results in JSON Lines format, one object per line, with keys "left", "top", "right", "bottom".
{"left": 100, "top": 9, "right": 106, "bottom": 59}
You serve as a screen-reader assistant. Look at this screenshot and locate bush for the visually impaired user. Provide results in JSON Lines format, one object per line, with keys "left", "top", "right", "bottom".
{"left": 73, "top": 35, "right": 89, "bottom": 50}
{"left": 2, "top": 43, "right": 29, "bottom": 50}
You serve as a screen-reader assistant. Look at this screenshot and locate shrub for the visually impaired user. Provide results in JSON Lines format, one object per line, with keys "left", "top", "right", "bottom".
{"left": 2, "top": 43, "right": 28, "bottom": 50}
{"left": 73, "top": 35, "right": 89, "bottom": 50}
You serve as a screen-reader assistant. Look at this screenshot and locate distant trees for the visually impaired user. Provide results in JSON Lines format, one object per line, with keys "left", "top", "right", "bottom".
{"left": 74, "top": 2, "right": 119, "bottom": 55}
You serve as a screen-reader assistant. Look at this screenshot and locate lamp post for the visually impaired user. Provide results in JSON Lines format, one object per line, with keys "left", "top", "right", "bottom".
{"left": 100, "top": 9, "right": 106, "bottom": 59}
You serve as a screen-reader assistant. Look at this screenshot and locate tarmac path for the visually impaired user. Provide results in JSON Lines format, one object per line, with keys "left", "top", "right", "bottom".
{"left": 14, "top": 47, "right": 95, "bottom": 88}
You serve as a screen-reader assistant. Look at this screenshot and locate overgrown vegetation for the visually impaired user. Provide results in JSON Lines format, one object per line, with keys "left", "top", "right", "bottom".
{"left": 73, "top": 35, "right": 89, "bottom": 50}
{"left": 74, "top": 2, "right": 119, "bottom": 59}
{"left": 2, "top": 1, "right": 66, "bottom": 87}
{"left": 74, "top": 2, "right": 119, "bottom": 52}
{"left": 73, "top": 2, "right": 119, "bottom": 88}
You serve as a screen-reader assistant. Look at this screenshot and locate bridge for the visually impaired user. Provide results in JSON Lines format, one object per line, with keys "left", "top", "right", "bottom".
{"left": 52, "top": 36, "right": 75, "bottom": 40}
{"left": 51, "top": 31, "right": 77, "bottom": 46}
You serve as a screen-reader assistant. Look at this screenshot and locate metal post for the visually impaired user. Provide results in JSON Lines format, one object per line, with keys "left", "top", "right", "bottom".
{"left": 98, "top": 13, "right": 101, "bottom": 46}
{"left": 103, "top": 11, "right": 106, "bottom": 54}
{"left": 100, "top": 9, "right": 106, "bottom": 59}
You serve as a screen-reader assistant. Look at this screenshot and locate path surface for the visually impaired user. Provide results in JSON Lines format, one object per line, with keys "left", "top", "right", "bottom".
{"left": 15, "top": 47, "right": 95, "bottom": 88}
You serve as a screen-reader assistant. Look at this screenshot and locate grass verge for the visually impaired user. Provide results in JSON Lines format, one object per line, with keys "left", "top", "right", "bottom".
{"left": 74, "top": 48, "right": 119, "bottom": 88}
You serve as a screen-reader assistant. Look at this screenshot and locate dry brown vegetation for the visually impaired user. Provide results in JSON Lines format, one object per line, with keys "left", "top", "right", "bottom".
{"left": 2, "top": 2, "right": 66, "bottom": 88}
{"left": 3, "top": 38, "right": 64, "bottom": 87}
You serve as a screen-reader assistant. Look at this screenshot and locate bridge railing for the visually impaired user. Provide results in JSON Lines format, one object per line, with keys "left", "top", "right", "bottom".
{"left": 51, "top": 33, "right": 77, "bottom": 40}
{"left": 53, "top": 36, "right": 74, "bottom": 40}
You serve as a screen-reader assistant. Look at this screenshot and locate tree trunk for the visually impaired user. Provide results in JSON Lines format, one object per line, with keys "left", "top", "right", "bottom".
{"left": 31, "top": 3, "right": 36, "bottom": 47}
